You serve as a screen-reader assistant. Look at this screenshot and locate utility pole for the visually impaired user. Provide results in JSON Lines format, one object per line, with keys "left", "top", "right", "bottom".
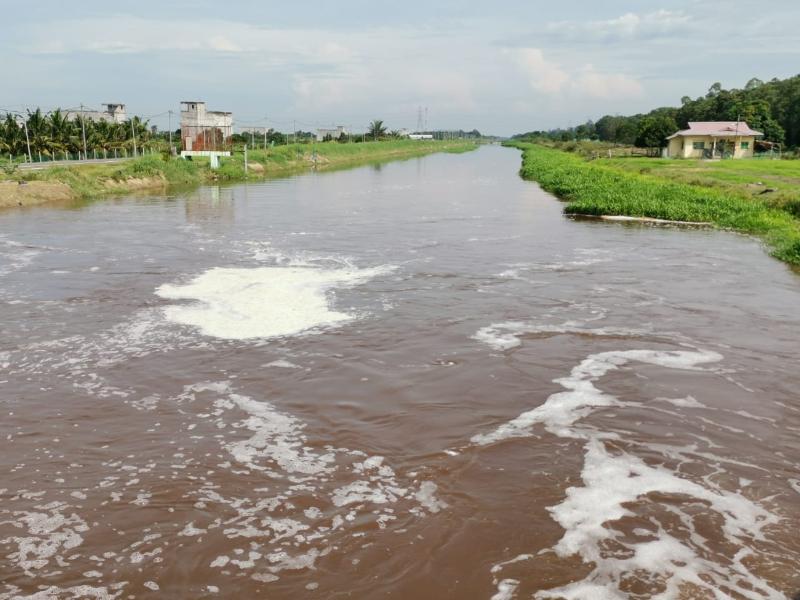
{"left": 168, "top": 110, "right": 173, "bottom": 148}
{"left": 80, "top": 103, "right": 88, "bottom": 160}
{"left": 131, "top": 118, "right": 138, "bottom": 157}
{"left": 22, "top": 118, "right": 32, "bottom": 163}
{"left": 244, "top": 143, "right": 248, "bottom": 174}
{"left": 293, "top": 119, "right": 296, "bottom": 144}
{"left": 263, "top": 126, "right": 267, "bottom": 150}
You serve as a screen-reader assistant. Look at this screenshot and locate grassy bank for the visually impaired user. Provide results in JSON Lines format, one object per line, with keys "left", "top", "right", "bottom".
{"left": 0, "top": 139, "right": 477, "bottom": 208}
{"left": 507, "top": 141, "right": 800, "bottom": 265}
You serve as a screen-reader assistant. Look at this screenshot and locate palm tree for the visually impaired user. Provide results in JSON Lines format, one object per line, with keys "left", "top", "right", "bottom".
{"left": 48, "top": 109, "right": 74, "bottom": 158}
{"left": 26, "top": 108, "right": 50, "bottom": 159}
{"left": 2, "top": 113, "right": 24, "bottom": 156}
{"left": 367, "top": 119, "right": 387, "bottom": 141}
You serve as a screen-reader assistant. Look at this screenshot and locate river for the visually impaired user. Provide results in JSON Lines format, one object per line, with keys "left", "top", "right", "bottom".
{"left": 1, "top": 146, "right": 798, "bottom": 599}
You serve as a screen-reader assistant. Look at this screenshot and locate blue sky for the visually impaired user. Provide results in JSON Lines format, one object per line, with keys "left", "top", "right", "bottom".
{"left": 2, "top": 1, "right": 799, "bottom": 135}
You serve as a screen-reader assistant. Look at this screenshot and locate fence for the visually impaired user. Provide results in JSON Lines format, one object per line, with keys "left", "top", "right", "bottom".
{"left": 5, "top": 146, "right": 164, "bottom": 166}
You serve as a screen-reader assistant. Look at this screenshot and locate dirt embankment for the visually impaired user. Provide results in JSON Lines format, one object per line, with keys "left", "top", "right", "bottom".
{"left": 102, "top": 176, "right": 168, "bottom": 192}
{"left": 0, "top": 181, "right": 75, "bottom": 208}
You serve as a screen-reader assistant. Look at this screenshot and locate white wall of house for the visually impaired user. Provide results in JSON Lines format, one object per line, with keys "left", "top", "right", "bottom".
{"left": 668, "top": 135, "right": 756, "bottom": 158}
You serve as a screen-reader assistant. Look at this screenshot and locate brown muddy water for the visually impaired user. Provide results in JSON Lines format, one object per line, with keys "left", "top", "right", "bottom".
{"left": 1, "top": 146, "right": 799, "bottom": 599}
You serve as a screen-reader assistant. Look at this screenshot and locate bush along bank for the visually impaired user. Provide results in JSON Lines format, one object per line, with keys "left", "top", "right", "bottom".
{"left": 507, "top": 142, "right": 800, "bottom": 266}
{"left": 0, "top": 139, "right": 478, "bottom": 208}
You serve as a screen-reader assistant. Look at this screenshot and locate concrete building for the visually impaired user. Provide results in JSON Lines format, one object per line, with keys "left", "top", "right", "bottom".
{"left": 666, "top": 122, "right": 762, "bottom": 159}
{"left": 316, "top": 126, "right": 348, "bottom": 141}
{"left": 66, "top": 103, "right": 127, "bottom": 124}
{"left": 180, "top": 101, "right": 233, "bottom": 153}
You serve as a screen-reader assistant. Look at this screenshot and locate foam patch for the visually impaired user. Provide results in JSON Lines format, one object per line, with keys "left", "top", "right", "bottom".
{"left": 156, "top": 265, "right": 391, "bottom": 340}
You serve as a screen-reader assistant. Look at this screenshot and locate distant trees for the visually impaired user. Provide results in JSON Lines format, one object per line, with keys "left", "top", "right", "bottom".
{"left": 368, "top": 119, "right": 387, "bottom": 140}
{"left": 512, "top": 74, "right": 800, "bottom": 149}
{"left": 635, "top": 114, "right": 678, "bottom": 149}
{"left": 0, "top": 108, "right": 156, "bottom": 159}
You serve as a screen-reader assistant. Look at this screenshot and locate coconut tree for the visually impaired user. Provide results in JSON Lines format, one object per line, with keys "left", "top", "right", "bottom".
{"left": 2, "top": 113, "right": 24, "bottom": 156}
{"left": 367, "top": 119, "right": 387, "bottom": 140}
{"left": 48, "top": 109, "right": 75, "bottom": 159}
{"left": 26, "top": 108, "right": 51, "bottom": 159}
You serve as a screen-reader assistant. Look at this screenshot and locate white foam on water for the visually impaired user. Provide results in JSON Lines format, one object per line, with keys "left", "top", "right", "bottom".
{"left": 471, "top": 322, "right": 651, "bottom": 354}
{"left": 540, "top": 437, "right": 781, "bottom": 599}
{"left": 0, "top": 239, "right": 42, "bottom": 278}
{"left": 473, "top": 344, "right": 786, "bottom": 598}
{"left": 656, "top": 394, "right": 706, "bottom": 408}
{"left": 414, "top": 482, "right": 447, "bottom": 513}
{"left": 0, "top": 585, "right": 125, "bottom": 600}
{"left": 472, "top": 349, "right": 721, "bottom": 445}
{"left": 1, "top": 503, "right": 90, "bottom": 577}
{"left": 170, "top": 380, "right": 447, "bottom": 581}
{"left": 265, "top": 359, "right": 300, "bottom": 369}
{"left": 490, "top": 579, "right": 519, "bottom": 600}
{"left": 156, "top": 264, "right": 392, "bottom": 340}
{"left": 179, "top": 381, "right": 336, "bottom": 477}
{"left": 226, "top": 391, "right": 336, "bottom": 475}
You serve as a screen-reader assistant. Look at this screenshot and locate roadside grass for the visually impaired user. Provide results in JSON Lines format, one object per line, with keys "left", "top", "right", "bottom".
{"left": 507, "top": 142, "right": 800, "bottom": 265}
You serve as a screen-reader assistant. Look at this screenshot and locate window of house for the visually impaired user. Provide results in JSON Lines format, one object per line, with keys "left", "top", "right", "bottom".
{"left": 692, "top": 141, "right": 705, "bottom": 150}
{"left": 741, "top": 141, "right": 750, "bottom": 149}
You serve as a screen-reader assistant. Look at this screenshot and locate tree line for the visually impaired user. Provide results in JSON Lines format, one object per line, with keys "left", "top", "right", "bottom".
{"left": 2, "top": 110, "right": 485, "bottom": 161}
{"left": 513, "top": 74, "right": 800, "bottom": 149}
{"left": 0, "top": 108, "right": 161, "bottom": 160}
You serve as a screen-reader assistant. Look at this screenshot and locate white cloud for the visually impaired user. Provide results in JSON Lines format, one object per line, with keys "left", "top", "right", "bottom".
{"left": 24, "top": 17, "right": 348, "bottom": 63}
{"left": 208, "top": 36, "right": 244, "bottom": 53}
{"left": 573, "top": 66, "right": 643, "bottom": 99}
{"left": 546, "top": 9, "right": 690, "bottom": 41}
{"left": 510, "top": 48, "right": 642, "bottom": 99}
{"left": 510, "top": 48, "right": 569, "bottom": 93}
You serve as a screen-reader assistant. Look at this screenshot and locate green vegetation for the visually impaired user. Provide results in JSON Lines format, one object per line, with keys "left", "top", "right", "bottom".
{"left": 1, "top": 109, "right": 157, "bottom": 161}
{"left": 594, "top": 155, "right": 800, "bottom": 218}
{"left": 508, "top": 142, "right": 800, "bottom": 265}
{"left": 0, "top": 139, "right": 477, "bottom": 207}
{"left": 513, "top": 74, "right": 800, "bottom": 153}
{"left": 367, "top": 120, "right": 388, "bottom": 141}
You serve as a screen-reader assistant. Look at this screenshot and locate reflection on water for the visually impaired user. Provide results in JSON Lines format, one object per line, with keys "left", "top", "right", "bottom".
{"left": 0, "top": 146, "right": 799, "bottom": 599}
{"left": 184, "top": 186, "right": 236, "bottom": 224}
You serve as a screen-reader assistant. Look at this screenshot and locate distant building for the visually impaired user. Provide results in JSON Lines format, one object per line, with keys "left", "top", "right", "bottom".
{"left": 239, "top": 126, "right": 271, "bottom": 135}
{"left": 666, "top": 122, "right": 762, "bottom": 159}
{"left": 180, "top": 101, "right": 233, "bottom": 153}
{"left": 316, "top": 126, "right": 348, "bottom": 141}
{"left": 66, "top": 103, "right": 127, "bottom": 124}
{"left": 408, "top": 133, "right": 433, "bottom": 140}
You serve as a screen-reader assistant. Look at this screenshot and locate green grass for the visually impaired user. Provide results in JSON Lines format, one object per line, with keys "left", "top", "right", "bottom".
{"left": 1, "top": 139, "right": 477, "bottom": 200}
{"left": 595, "top": 156, "right": 800, "bottom": 218}
{"left": 507, "top": 142, "right": 800, "bottom": 265}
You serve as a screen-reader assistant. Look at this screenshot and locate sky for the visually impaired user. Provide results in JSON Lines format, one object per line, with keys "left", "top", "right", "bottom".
{"left": 1, "top": 0, "right": 799, "bottom": 136}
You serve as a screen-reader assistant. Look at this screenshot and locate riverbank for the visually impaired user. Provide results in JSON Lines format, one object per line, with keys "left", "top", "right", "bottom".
{"left": 507, "top": 141, "right": 800, "bottom": 265}
{"left": 0, "top": 139, "right": 477, "bottom": 208}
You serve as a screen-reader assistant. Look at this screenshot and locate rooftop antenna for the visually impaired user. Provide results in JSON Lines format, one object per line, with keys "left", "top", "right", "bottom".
{"left": 417, "top": 106, "right": 424, "bottom": 132}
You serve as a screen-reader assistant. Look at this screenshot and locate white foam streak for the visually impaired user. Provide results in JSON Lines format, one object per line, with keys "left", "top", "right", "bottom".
{"left": 156, "top": 264, "right": 391, "bottom": 340}
{"left": 471, "top": 321, "right": 650, "bottom": 353}
{"left": 472, "top": 349, "right": 722, "bottom": 445}
{"left": 473, "top": 344, "right": 785, "bottom": 598}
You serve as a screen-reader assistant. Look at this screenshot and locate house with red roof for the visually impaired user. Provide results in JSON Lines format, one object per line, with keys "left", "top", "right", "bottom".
{"left": 666, "top": 122, "right": 763, "bottom": 159}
